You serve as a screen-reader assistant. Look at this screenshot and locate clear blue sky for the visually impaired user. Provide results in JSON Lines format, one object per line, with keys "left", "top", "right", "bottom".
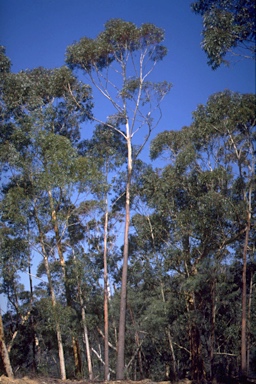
{"left": 1, "top": 0, "right": 255, "bottom": 149}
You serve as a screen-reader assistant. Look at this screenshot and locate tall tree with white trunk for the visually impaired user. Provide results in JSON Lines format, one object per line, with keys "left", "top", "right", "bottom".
{"left": 66, "top": 19, "right": 171, "bottom": 379}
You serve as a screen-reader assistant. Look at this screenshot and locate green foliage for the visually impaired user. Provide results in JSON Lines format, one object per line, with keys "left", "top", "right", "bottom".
{"left": 142, "top": 90, "right": 256, "bottom": 379}
{"left": 191, "top": 0, "right": 256, "bottom": 68}
{"left": 66, "top": 19, "right": 167, "bottom": 72}
{"left": 2, "top": 66, "right": 91, "bottom": 112}
{"left": 78, "top": 123, "right": 127, "bottom": 174}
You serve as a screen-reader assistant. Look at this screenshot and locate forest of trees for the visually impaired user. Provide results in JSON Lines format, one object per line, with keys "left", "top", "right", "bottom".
{"left": 0, "top": 1, "right": 255, "bottom": 383}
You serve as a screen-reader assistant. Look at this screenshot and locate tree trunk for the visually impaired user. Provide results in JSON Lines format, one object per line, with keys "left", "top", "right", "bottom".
{"left": 72, "top": 337, "right": 82, "bottom": 376}
{"left": 48, "top": 189, "right": 82, "bottom": 376}
{"left": 72, "top": 248, "right": 93, "bottom": 380}
{"left": 241, "top": 218, "right": 250, "bottom": 376}
{"left": 210, "top": 276, "right": 216, "bottom": 380}
{"left": 166, "top": 327, "right": 177, "bottom": 380}
{"left": 103, "top": 195, "right": 110, "bottom": 380}
{"left": 55, "top": 320, "right": 66, "bottom": 381}
{"left": 48, "top": 190, "right": 70, "bottom": 300}
{"left": 0, "top": 310, "right": 14, "bottom": 379}
{"left": 241, "top": 176, "right": 252, "bottom": 377}
{"left": 71, "top": 247, "right": 93, "bottom": 380}
{"left": 28, "top": 260, "right": 38, "bottom": 373}
{"left": 81, "top": 305, "right": 93, "bottom": 380}
{"left": 116, "top": 134, "right": 132, "bottom": 380}
{"left": 42, "top": 253, "right": 66, "bottom": 380}
{"left": 44, "top": 251, "right": 66, "bottom": 380}
{"left": 35, "top": 211, "right": 66, "bottom": 380}
{"left": 78, "top": 283, "right": 93, "bottom": 380}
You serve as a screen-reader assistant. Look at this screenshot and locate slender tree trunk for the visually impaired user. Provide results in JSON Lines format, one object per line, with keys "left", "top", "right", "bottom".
{"left": 48, "top": 190, "right": 83, "bottom": 376}
{"left": 0, "top": 310, "right": 14, "bottom": 379}
{"left": 166, "top": 328, "right": 177, "bottom": 379}
{"left": 28, "top": 259, "right": 38, "bottom": 373}
{"left": 116, "top": 134, "right": 132, "bottom": 380}
{"left": 41, "top": 254, "right": 65, "bottom": 378}
{"left": 48, "top": 190, "right": 68, "bottom": 293}
{"left": 241, "top": 216, "right": 250, "bottom": 376}
{"left": 103, "top": 193, "right": 110, "bottom": 380}
{"left": 72, "top": 249, "right": 93, "bottom": 380}
{"left": 78, "top": 284, "right": 93, "bottom": 380}
{"left": 241, "top": 178, "right": 252, "bottom": 377}
{"left": 35, "top": 211, "right": 66, "bottom": 380}
{"left": 81, "top": 305, "right": 93, "bottom": 380}
{"left": 210, "top": 276, "right": 216, "bottom": 380}
{"left": 43, "top": 253, "right": 66, "bottom": 380}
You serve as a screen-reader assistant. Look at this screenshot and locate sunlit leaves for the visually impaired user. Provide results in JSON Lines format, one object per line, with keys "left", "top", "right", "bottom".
{"left": 147, "top": 90, "right": 255, "bottom": 278}
{"left": 1, "top": 66, "right": 93, "bottom": 142}
{"left": 99, "top": 19, "right": 139, "bottom": 52}
{"left": 66, "top": 18, "right": 168, "bottom": 73}
{"left": 191, "top": 91, "right": 256, "bottom": 175}
{"left": 150, "top": 127, "right": 192, "bottom": 162}
{"left": 191, "top": 0, "right": 256, "bottom": 68}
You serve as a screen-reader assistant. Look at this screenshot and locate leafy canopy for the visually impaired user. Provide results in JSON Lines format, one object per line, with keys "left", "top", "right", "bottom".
{"left": 66, "top": 19, "right": 167, "bottom": 72}
{"left": 191, "top": 0, "right": 256, "bottom": 68}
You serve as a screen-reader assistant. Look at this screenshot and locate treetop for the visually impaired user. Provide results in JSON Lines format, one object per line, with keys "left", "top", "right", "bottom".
{"left": 66, "top": 18, "right": 168, "bottom": 72}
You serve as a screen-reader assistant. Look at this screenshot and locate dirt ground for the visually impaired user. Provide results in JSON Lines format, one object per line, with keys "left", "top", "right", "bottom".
{"left": 0, "top": 376, "right": 192, "bottom": 384}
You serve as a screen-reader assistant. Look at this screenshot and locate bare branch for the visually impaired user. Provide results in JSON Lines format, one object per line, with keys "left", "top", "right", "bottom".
{"left": 91, "top": 348, "right": 115, "bottom": 373}
{"left": 97, "top": 327, "right": 117, "bottom": 351}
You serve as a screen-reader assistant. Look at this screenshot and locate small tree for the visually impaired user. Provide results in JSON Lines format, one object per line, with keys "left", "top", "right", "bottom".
{"left": 66, "top": 19, "right": 171, "bottom": 379}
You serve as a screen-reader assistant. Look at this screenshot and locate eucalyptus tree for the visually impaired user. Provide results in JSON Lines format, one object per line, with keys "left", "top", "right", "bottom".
{"left": 148, "top": 90, "right": 255, "bottom": 380}
{"left": 191, "top": 0, "right": 256, "bottom": 68}
{"left": 191, "top": 90, "right": 256, "bottom": 376}
{"left": 0, "top": 46, "right": 19, "bottom": 378}
{"left": 0, "top": 59, "right": 94, "bottom": 379}
{"left": 78, "top": 124, "right": 126, "bottom": 379}
{"left": 66, "top": 19, "right": 171, "bottom": 379}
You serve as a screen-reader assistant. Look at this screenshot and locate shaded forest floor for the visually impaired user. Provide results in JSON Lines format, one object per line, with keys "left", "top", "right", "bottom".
{"left": 0, "top": 377, "right": 192, "bottom": 384}
{"left": 2, "top": 377, "right": 256, "bottom": 384}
